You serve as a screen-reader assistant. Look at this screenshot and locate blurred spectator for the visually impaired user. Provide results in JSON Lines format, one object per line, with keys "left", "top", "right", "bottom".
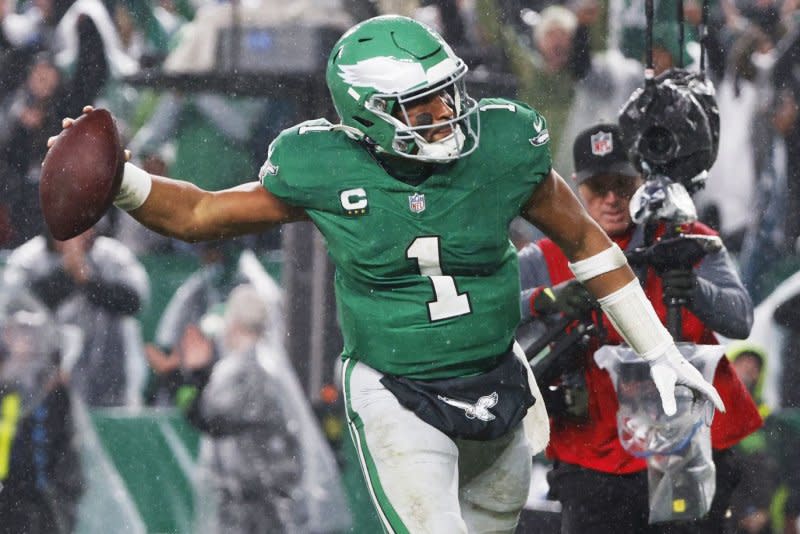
{"left": 407, "top": 0, "right": 507, "bottom": 69}
{"left": 554, "top": 46, "right": 642, "bottom": 179}
{"left": 772, "top": 5, "right": 800, "bottom": 253}
{"left": 609, "top": 0, "right": 701, "bottom": 66}
{"left": 154, "top": 247, "right": 351, "bottom": 532}
{"left": 650, "top": 21, "right": 697, "bottom": 72}
{"left": 143, "top": 240, "right": 241, "bottom": 407}
{"left": 555, "top": 1, "right": 644, "bottom": 179}
{"left": 744, "top": 269, "right": 800, "bottom": 409}
{"left": 714, "top": 4, "right": 800, "bottom": 300}
{"left": 0, "top": 0, "right": 136, "bottom": 249}
{"left": 126, "top": 90, "right": 269, "bottom": 193}
{"left": 0, "top": 287, "right": 83, "bottom": 534}
{"left": 52, "top": 0, "right": 137, "bottom": 84}
{"left": 159, "top": 0, "right": 351, "bottom": 74}
{"left": 126, "top": 1, "right": 321, "bottom": 194}
{"left": 3, "top": 228, "right": 150, "bottom": 407}
{"left": 0, "top": 52, "right": 63, "bottom": 247}
{"left": 763, "top": 407, "right": 800, "bottom": 534}
{"left": 770, "top": 289, "right": 800, "bottom": 408}
{"left": 8, "top": 0, "right": 76, "bottom": 50}
{"left": 478, "top": 2, "right": 589, "bottom": 170}
{"left": 697, "top": 25, "right": 777, "bottom": 255}
{"left": 726, "top": 342, "right": 777, "bottom": 534}
{"left": 478, "top": 1, "right": 643, "bottom": 175}
{"left": 186, "top": 285, "right": 306, "bottom": 533}
{"left": 739, "top": 310, "right": 800, "bottom": 531}
{"left": 95, "top": 0, "right": 185, "bottom": 142}
{"left": 1, "top": 0, "right": 135, "bottom": 108}
{"left": 0, "top": 0, "right": 36, "bottom": 98}
{"left": 110, "top": 0, "right": 185, "bottom": 66}
{"left": 0, "top": 0, "right": 77, "bottom": 97}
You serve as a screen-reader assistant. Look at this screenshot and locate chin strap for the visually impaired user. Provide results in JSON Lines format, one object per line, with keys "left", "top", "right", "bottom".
{"left": 415, "top": 126, "right": 466, "bottom": 162}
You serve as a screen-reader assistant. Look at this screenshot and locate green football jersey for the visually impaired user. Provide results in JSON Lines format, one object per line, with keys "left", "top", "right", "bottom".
{"left": 261, "top": 98, "right": 551, "bottom": 379}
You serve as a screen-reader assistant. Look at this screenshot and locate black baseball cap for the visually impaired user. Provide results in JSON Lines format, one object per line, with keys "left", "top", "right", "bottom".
{"left": 573, "top": 123, "right": 639, "bottom": 183}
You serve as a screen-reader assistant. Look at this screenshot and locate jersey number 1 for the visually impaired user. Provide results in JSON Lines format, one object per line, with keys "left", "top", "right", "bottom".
{"left": 407, "top": 236, "right": 471, "bottom": 321}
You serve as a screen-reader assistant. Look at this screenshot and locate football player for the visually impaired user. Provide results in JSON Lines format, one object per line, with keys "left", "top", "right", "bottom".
{"left": 50, "top": 15, "right": 724, "bottom": 533}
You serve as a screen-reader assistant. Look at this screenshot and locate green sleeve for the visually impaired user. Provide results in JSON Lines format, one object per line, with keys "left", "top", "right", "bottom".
{"left": 258, "top": 120, "right": 338, "bottom": 210}
{"left": 476, "top": 98, "right": 552, "bottom": 211}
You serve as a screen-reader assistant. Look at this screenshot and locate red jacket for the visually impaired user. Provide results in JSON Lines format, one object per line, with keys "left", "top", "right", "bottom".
{"left": 536, "top": 224, "right": 762, "bottom": 474}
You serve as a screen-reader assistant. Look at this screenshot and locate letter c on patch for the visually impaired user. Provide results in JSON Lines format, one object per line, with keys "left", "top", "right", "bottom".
{"left": 340, "top": 188, "right": 368, "bottom": 210}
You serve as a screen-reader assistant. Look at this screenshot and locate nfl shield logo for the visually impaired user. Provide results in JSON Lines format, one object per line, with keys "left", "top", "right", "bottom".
{"left": 590, "top": 131, "right": 613, "bottom": 156}
{"left": 409, "top": 192, "right": 426, "bottom": 213}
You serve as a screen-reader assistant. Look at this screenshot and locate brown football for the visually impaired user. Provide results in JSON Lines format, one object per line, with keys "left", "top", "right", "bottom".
{"left": 40, "top": 108, "right": 124, "bottom": 240}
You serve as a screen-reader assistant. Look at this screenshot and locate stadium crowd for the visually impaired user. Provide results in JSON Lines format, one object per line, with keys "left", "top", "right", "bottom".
{"left": 0, "top": 0, "right": 799, "bottom": 533}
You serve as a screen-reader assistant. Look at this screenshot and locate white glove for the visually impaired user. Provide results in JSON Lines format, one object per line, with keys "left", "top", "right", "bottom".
{"left": 647, "top": 345, "right": 725, "bottom": 416}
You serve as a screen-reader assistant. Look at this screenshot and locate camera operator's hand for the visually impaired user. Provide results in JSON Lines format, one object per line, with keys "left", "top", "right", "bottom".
{"left": 661, "top": 268, "right": 697, "bottom": 305}
{"left": 532, "top": 280, "right": 597, "bottom": 319}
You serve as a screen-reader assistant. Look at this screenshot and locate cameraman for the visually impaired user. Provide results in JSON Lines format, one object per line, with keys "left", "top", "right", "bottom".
{"left": 519, "top": 123, "right": 762, "bottom": 533}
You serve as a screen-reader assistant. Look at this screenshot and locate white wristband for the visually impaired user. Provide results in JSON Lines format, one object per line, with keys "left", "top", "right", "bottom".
{"left": 568, "top": 243, "right": 627, "bottom": 283}
{"left": 597, "top": 278, "right": 674, "bottom": 361}
{"left": 114, "top": 162, "right": 152, "bottom": 211}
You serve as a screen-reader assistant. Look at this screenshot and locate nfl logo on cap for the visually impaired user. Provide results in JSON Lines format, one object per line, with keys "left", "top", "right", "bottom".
{"left": 591, "top": 131, "right": 613, "bottom": 156}
{"left": 409, "top": 192, "right": 426, "bottom": 213}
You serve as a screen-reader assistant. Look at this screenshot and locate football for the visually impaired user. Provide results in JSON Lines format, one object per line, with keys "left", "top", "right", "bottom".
{"left": 39, "top": 108, "right": 124, "bottom": 240}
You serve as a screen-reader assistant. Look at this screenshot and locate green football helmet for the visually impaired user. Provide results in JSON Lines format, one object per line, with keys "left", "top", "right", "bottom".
{"left": 326, "top": 15, "right": 480, "bottom": 163}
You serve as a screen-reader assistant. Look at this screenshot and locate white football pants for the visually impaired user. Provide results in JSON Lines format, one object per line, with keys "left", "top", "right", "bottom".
{"left": 342, "top": 357, "right": 532, "bottom": 534}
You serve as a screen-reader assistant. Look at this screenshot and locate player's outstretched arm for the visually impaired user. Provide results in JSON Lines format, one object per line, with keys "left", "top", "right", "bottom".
{"left": 522, "top": 170, "right": 725, "bottom": 416}
{"left": 127, "top": 177, "right": 307, "bottom": 242}
{"left": 50, "top": 108, "right": 307, "bottom": 242}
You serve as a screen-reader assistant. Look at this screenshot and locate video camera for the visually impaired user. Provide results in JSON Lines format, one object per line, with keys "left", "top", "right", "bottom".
{"left": 618, "top": 68, "right": 719, "bottom": 195}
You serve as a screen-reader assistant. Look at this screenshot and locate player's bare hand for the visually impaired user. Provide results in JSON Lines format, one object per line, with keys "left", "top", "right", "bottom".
{"left": 47, "top": 106, "right": 131, "bottom": 163}
{"left": 46, "top": 106, "right": 95, "bottom": 148}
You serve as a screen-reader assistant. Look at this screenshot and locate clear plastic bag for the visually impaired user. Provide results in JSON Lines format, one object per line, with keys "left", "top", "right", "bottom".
{"left": 595, "top": 343, "right": 723, "bottom": 523}
{"left": 646, "top": 435, "right": 716, "bottom": 523}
